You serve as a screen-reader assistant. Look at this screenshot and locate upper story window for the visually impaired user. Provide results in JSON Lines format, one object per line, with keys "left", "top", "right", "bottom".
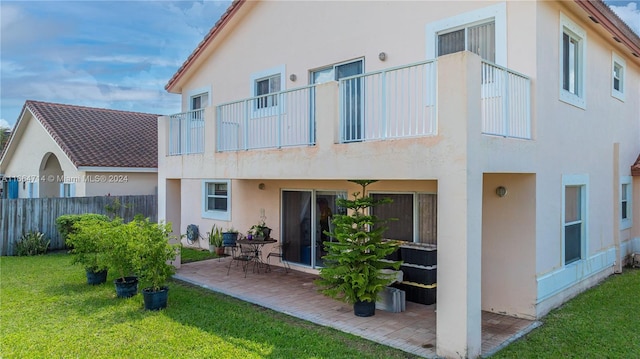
{"left": 191, "top": 93, "right": 208, "bottom": 110}
{"left": 188, "top": 88, "right": 210, "bottom": 122}
{"left": 438, "top": 21, "right": 495, "bottom": 62}
{"left": 250, "top": 65, "right": 285, "bottom": 114}
{"left": 559, "top": 13, "right": 587, "bottom": 109}
{"left": 255, "top": 75, "right": 280, "bottom": 109}
{"left": 425, "top": 3, "right": 506, "bottom": 66}
{"left": 612, "top": 52, "right": 626, "bottom": 101}
{"left": 621, "top": 176, "right": 632, "bottom": 230}
{"left": 202, "top": 180, "right": 231, "bottom": 220}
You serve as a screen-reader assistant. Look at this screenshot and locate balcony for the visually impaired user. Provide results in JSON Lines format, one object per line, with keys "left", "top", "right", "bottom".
{"left": 166, "top": 55, "right": 531, "bottom": 155}
{"left": 167, "top": 109, "right": 205, "bottom": 155}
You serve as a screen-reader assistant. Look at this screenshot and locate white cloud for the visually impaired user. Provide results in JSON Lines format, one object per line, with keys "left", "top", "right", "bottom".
{"left": 0, "top": 119, "right": 12, "bottom": 129}
{"left": 608, "top": 2, "right": 640, "bottom": 35}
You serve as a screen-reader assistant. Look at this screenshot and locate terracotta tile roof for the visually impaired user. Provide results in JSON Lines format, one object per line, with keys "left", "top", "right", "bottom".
{"left": 575, "top": 0, "right": 640, "bottom": 58}
{"left": 25, "top": 100, "right": 158, "bottom": 169}
{"left": 632, "top": 155, "right": 640, "bottom": 176}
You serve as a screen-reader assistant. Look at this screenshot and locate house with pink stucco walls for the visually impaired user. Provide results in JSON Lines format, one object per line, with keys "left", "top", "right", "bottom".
{"left": 157, "top": 1, "right": 640, "bottom": 357}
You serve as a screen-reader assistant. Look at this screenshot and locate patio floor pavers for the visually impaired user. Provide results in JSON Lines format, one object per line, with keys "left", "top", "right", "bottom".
{"left": 174, "top": 256, "right": 540, "bottom": 358}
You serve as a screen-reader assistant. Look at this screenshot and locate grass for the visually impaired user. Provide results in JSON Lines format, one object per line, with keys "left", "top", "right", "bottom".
{"left": 180, "top": 246, "right": 220, "bottom": 263}
{"left": 0, "top": 254, "right": 420, "bottom": 359}
{"left": 493, "top": 268, "right": 640, "bottom": 358}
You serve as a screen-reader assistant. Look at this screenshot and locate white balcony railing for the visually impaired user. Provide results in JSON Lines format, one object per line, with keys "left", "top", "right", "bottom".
{"left": 216, "top": 85, "right": 316, "bottom": 152}
{"left": 339, "top": 60, "right": 437, "bottom": 143}
{"left": 481, "top": 61, "right": 531, "bottom": 139}
{"left": 168, "top": 109, "right": 205, "bottom": 155}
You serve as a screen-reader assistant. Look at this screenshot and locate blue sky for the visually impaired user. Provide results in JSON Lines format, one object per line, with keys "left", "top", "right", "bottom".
{"left": 1, "top": 0, "right": 639, "bottom": 129}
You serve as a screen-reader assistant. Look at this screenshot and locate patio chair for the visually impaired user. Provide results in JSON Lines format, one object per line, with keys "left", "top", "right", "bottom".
{"left": 226, "top": 243, "right": 255, "bottom": 278}
{"left": 266, "top": 241, "right": 290, "bottom": 273}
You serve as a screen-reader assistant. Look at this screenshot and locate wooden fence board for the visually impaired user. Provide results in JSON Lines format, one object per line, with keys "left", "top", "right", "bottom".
{"left": 0, "top": 195, "right": 157, "bottom": 256}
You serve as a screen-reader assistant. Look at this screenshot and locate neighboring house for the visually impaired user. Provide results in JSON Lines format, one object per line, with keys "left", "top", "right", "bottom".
{"left": 0, "top": 100, "right": 159, "bottom": 198}
{"left": 157, "top": 1, "right": 639, "bottom": 358}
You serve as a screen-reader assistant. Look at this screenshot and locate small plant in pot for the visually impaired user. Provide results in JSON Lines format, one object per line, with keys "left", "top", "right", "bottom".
{"left": 134, "top": 218, "right": 180, "bottom": 311}
{"left": 65, "top": 215, "right": 112, "bottom": 285}
{"left": 102, "top": 218, "right": 141, "bottom": 298}
{"left": 248, "top": 219, "right": 271, "bottom": 240}
{"left": 315, "top": 180, "right": 402, "bottom": 317}
{"left": 207, "top": 224, "right": 225, "bottom": 255}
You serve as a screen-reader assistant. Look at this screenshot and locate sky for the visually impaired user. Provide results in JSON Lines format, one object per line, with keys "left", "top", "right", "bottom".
{"left": 1, "top": 0, "right": 639, "bottom": 129}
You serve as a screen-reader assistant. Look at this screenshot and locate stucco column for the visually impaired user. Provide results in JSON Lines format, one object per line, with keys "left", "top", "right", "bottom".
{"left": 436, "top": 52, "right": 483, "bottom": 359}
{"left": 157, "top": 116, "right": 169, "bottom": 223}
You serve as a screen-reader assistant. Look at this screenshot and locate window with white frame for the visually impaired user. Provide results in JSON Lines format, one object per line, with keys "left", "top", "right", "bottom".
{"left": 371, "top": 193, "right": 437, "bottom": 244}
{"left": 60, "top": 183, "right": 75, "bottom": 198}
{"left": 559, "top": 13, "right": 587, "bottom": 109}
{"left": 621, "top": 176, "right": 632, "bottom": 230}
{"left": 563, "top": 175, "right": 588, "bottom": 265}
{"left": 202, "top": 180, "right": 231, "bottom": 220}
{"left": 425, "top": 3, "right": 507, "bottom": 66}
{"left": 611, "top": 53, "right": 625, "bottom": 101}
{"left": 251, "top": 65, "right": 285, "bottom": 113}
{"left": 189, "top": 90, "right": 209, "bottom": 121}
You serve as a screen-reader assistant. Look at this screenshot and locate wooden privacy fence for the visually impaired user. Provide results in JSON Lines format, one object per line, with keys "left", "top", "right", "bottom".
{"left": 0, "top": 195, "right": 157, "bottom": 256}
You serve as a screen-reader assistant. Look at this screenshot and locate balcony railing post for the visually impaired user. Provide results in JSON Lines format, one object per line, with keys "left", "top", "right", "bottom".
{"left": 277, "top": 92, "right": 283, "bottom": 149}
{"left": 243, "top": 99, "right": 249, "bottom": 151}
{"left": 503, "top": 69, "right": 510, "bottom": 137}
{"left": 381, "top": 70, "right": 388, "bottom": 140}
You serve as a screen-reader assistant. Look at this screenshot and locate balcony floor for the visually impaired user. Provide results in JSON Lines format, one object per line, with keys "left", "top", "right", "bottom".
{"left": 174, "top": 256, "right": 540, "bottom": 358}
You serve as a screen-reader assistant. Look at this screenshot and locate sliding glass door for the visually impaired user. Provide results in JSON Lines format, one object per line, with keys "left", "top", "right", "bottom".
{"left": 281, "top": 190, "right": 346, "bottom": 268}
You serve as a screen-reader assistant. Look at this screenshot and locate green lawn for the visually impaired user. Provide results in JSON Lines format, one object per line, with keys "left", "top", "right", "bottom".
{"left": 494, "top": 268, "right": 640, "bottom": 358}
{"left": 180, "top": 246, "right": 220, "bottom": 263}
{"left": 0, "top": 254, "right": 420, "bottom": 359}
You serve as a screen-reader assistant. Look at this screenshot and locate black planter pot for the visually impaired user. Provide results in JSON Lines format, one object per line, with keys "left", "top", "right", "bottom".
{"left": 114, "top": 276, "right": 138, "bottom": 298}
{"left": 85, "top": 269, "right": 108, "bottom": 285}
{"left": 142, "top": 286, "right": 169, "bottom": 311}
{"left": 353, "top": 300, "right": 376, "bottom": 317}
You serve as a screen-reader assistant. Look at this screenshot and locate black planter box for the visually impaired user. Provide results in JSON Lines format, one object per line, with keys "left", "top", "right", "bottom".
{"left": 400, "top": 245, "right": 437, "bottom": 267}
{"left": 400, "top": 264, "right": 436, "bottom": 285}
{"left": 392, "top": 282, "right": 436, "bottom": 305}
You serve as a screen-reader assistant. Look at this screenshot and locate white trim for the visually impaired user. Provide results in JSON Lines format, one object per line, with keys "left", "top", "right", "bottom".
{"left": 621, "top": 176, "right": 632, "bottom": 230}
{"left": 537, "top": 247, "right": 615, "bottom": 302}
{"left": 611, "top": 52, "right": 625, "bottom": 102}
{"left": 201, "top": 179, "right": 231, "bottom": 221}
{"left": 561, "top": 174, "right": 589, "bottom": 266}
{"left": 77, "top": 167, "right": 158, "bottom": 173}
{"left": 559, "top": 12, "right": 587, "bottom": 109}
{"left": 425, "top": 2, "right": 507, "bottom": 66}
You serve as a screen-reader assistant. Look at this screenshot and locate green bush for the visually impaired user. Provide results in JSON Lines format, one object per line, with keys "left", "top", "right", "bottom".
{"left": 65, "top": 217, "right": 117, "bottom": 271}
{"left": 15, "top": 231, "right": 50, "bottom": 256}
{"left": 133, "top": 219, "right": 180, "bottom": 291}
{"left": 56, "top": 214, "right": 110, "bottom": 246}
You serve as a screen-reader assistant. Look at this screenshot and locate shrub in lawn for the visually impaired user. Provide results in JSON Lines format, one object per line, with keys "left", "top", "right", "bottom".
{"left": 15, "top": 231, "right": 50, "bottom": 256}
{"left": 66, "top": 217, "right": 117, "bottom": 272}
{"left": 56, "top": 213, "right": 110, "bottom": 247}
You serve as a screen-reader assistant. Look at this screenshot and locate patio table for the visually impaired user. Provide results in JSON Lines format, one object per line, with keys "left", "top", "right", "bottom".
{"left": 236, "top": 238, "right": 277, "bottom": 274}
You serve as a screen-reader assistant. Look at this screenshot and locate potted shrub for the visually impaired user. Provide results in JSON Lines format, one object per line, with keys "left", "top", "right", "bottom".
{"left": 102, "top": 218, "right": 140, "bottom": 298}
{"left": 315, "top": 180, "right": 402, "bottom": 317}
{"left": 56, "top": 213, "right": 109, "bottom": 249}
{"left": 208, "top": 224, "right": 225, "bottom": 255}
{"left": 134, "top": 218, "right": 180, "bottom": 311}
{"left": 222, "top": 227, "right": 239, "bottom": 247}
{"left": 65, "top": 216, "right": 112, "bottom": 285}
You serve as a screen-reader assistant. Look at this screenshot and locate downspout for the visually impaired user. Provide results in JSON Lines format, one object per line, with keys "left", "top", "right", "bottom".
{"left": 613, "top": 143, "right": 623, "bottom": 273}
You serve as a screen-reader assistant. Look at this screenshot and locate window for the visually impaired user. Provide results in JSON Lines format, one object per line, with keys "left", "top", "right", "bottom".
{"left": 425, "top": 3, "right": 507, "bottom": 66}
{"left": 371, "top": 193, "right": 437, "bottom": 244}
{"left": 189, "top": 89, "right": 209, "bottom": 121}
{"left": 612, "top": 53, "right": 626, "bottom": 101}
{"left": 250, "top": 65, "right": 285, "bottom": 114}
{"left": 438, "top": 21, "right": 495, "bottom": 62}
{"left": 563, "top": 175, "right": 588, "bottom": 265}
{"left": 255, "top": 75, "right": 280, "bottom": 109}
{"left": 621, "top": 176, "right": 632, "bottom": 230}
{"left": 559, "top": 13, "right": 587, "bottom": 109}
{"left": 202, "top": 180, "right": 231, "bottom": 220}
{"left": 190, "top": 93, "right": 208, "bottom": 111}
{"left": 59, "top": 183, "right": 75, "bottom": 198}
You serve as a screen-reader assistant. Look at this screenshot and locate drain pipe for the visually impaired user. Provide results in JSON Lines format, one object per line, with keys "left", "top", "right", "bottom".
{"left": 613, "top": 143, "right": 623, "bottom": 273}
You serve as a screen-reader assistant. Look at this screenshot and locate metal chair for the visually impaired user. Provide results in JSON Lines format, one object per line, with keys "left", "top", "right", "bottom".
{"left": 226, "top": 243, "right": 255, "bottom": 278}
{"left": 266, "top": 241, "right": 290, "bottom": 273}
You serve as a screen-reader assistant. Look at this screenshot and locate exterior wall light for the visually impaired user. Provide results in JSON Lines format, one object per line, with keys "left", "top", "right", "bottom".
{"left": 496, "top": 186, "right": 507, "bottom": 197}
{"left": 378, "top": 52, "right": 387, "bottom": 61}
{"left": 289, "top": 74, "right": 297, "bottom": 82}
